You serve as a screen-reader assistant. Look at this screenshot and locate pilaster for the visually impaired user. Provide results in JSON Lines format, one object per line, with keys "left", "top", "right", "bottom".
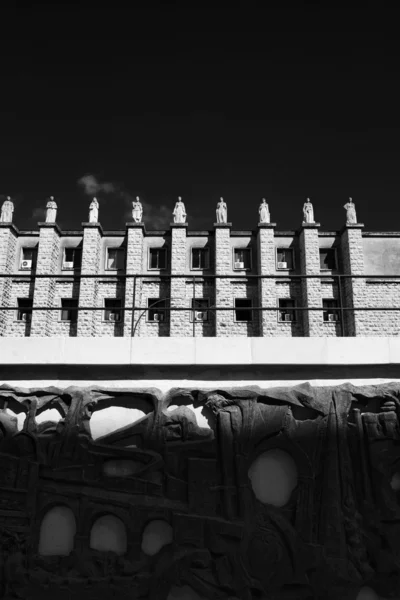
{"left": 340, "top": 223, "right": 365, "bottom": 336}
{"left": 30, "top": 223, "right": 61, "bottom": 337}
{"left": 124, "top": 223, "right": 145, "bottom": 337}
{"left": 257, "top": 223, "right": 277, "bottom": 336}
{"left": 214, "top": 223, "right": 232, "bottom": 337}
{"left": 170, "top": 223, "right": 189, "bottom": 336}
{"left": 0, "top": 224, "right": 19, "bottom": 336}
{"left": 299, "top": 223, "right": 321, "bottom": 336}
{"left": 77, "top": 223, "right": 103, "bottom": 337}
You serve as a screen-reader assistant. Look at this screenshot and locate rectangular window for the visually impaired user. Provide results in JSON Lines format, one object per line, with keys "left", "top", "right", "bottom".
{"left": 191, "top": 298, "right": 209, "bottom": 322}
{"left": 234, "top": 298, "right": 253, "bottom": 322}
{"left": 323, "top": 299, "right": 340, "bottom": 322}
{"left": 233, "top": 248, "right": 251, "bottom": 270}
{"left": 147, "top": 298, "right": 167, "bottom": 322}
{"left": 278, "top": 299, "right": 297, "bottom": 322}
{"left": 276, "top": 248, "right": 294, "bottom": 270}
{"left": 17, "top": 298, "right": 32, "bottom": 322}
{"left": 191, "top": 248, "right": 209, "bottom": 270}
{"left": 106, "top": 248, "right": 125, "bottom": 270}
{"left": 60, "top": 298, "right": 78, "bottom": 321}
{"left": 149, "top": 248, "right": 167, "bottom": 270}
{"left": 319, "top": 249, "right": 337, "bottom": 270}
{"left": 104, "top": 298, "right": 122, "bottom": 322}
{"left": 20, "top": 247, "right": 37, "bottom": 270}
{"left": 63, "top": 247, "right": 82, "bottom": 270}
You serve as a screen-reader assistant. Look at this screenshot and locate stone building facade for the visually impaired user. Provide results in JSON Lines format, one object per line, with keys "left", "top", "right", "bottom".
{"left": 1, "top": 218, "right": 400, "bottom": 337}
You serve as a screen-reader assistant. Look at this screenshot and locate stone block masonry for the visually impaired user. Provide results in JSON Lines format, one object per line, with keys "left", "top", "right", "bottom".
{"left": 341, "top": 224, "right": 365, "bottom": 336}
{"left": 170, "top": 224, "right": 189, "bottom": 337}
{"left": 0, "top": 216, "right": 399, "bottom": 337}
{"left": 30, "top": 223, "right": 61, "bottom": 337}
{"left": 258, "top": 224, "right": 279, "bottom": 336}
{"left": 123, "top": 224, "right": 144, "bottom": 337}
{"left": 214, "top": 224, "right": 233, "bottom": 337}
{"left": 0, "top": 224, "right": 18, "bottom": 336}
{"left": 77, "top": 223, "right": 102, "bottom": 337}
{"left": 300, "top": 224, "right": 322, "bottom": 337}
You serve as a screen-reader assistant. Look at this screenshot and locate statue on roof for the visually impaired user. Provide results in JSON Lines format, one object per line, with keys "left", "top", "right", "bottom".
{"left": 0, "top": 197, "right": 14, "bottom": 223}
{"left": 173, "top": 196, "right": 186, "bottom": 224}
{"left": 302, "top": 198, "right": 315, "bottom": 224}
{"left": 45, "top": 197, "right": 57, "bottom": 223}
{"left": 344, "top": 197, "right": 357, "bottom": 225}
{"left": 259, "top": 198, "right": 270, "bottom": 224}
{"left": 89, "top": 197, "right": 99, "bottom": 223}
{"left": 132, "top": 196, "right": 143, "bottom": 223}
{"left": 216, "top": 197, "right": 227, "bottom": 223}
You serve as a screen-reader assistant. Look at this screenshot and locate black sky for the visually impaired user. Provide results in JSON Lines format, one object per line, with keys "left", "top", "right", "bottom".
{"left": 1, "top": 2, "right": 399, "bottom": 231}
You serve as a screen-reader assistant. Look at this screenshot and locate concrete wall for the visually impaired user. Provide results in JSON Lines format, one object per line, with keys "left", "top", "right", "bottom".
{"left": 2, "top": 339, "right": 400, "bottom": 436}
{"left": 363, "top": 235, "right": 400, "bottom": 275}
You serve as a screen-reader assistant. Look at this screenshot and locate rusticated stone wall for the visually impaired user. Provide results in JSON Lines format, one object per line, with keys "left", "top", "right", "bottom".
{"left": 0, "top": 382, "right": 400, "bottom": 599}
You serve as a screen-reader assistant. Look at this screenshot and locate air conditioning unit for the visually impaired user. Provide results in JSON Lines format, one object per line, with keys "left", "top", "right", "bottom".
{"left": 153, "top": 313, "right": 165, "bottom": 322}
{"left": 328, "top": 313, "right": 338, "bottom": 322}
{"left": 283, "top": 313, "right": 293, "bottom": 322}
{"left": 109, "top": 313, "right": 120, "bottom": 322}
{"left": 63, "top": 261, "right": 74, "bottom": 269}
{"left": 234, "top": 261, "right": 245, "bottom": 269}
{"left": 195, "top": 311, "right": 208, "bottom": 321}
{"left": 277, "top": 261, "right": 288, "bottom": 269}
{"left": 21, "top": 260, "right": 32, "bottom": 270}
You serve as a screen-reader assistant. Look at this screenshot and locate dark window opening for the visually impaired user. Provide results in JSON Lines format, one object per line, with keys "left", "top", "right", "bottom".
{"left": 323, "top": 299, "right": 340, "bottom": 322}
{"left": 20, "top": 247, "right": 37, "bottom": 270}
{"left": 233, "top": 248, "right": 251, "bottom": 270}
{"left": 63, "top": 248, "right": 82, "bottom": 270}
{"left": 104, "top": 298, "right": 122, "bottom": 322}
{"left": 320, "top": 249, "right": 337, "bottom": 270}
{"left": 235, "top": 298, "right": 252, "bottom": 322}
{"left": 106, "top": 248, "right": 125, "bottom": 270}
{"left": 149, "top": 248, "right": 167, "bottom": 270}
{"left": 191, "top": 298, "right": 209, "bottom": 321}
{"left": 147, "top": 298, "right": 167, "bottom": 322}
{"left": 276, "top": 248, "right": 294, "bottom": 270}
{"left": 192, "top": 248, "right": 209, "bottom": 270}
{"left": 279, "top": 299, "right": 297, "bottom": 322}
{"left": 17, "top": 298, "right": 33, "bottom": 322}
{"left": 60, "top": 299, "right": 78, "bottom": 321}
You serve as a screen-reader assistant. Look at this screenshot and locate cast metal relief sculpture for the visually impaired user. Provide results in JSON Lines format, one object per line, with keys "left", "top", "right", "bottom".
{"left": 0, "top": 381, "right": 400, "bottom": 599}
{"left": 258, "top": 198, "right": 270, "bottom": 224}
{"left": 45, "top": 197, "right": 57, "bottom": 223}
{"left": 344, "top": 197, "right": 358, "bottom": 225}
{"left": 89, "top": 197, "right": 99, "bottom": 223}
{"left": 172, "top": 197, "right": 186, "bottom": 224}
{"left": 132, "top": 196, "right": 143, "bottom": 223}
{"left": 302, "top": 198, "right": 315, "bottom": 224}
{"left": 216, "top": 197, "right": 227, "bottom": 223}
{"left": 0, "top": 196, "right": 14, "bottom": 223}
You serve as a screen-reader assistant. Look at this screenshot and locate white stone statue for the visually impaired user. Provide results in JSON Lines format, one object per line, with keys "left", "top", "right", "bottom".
{"left": 0, "top": 197, "right": 14, "bottom": 223}
{"left": 89, "top": 197, "right": 99, "bottom": 223}
{"left": 259, "top": 198, "right": 270, "bottom": 224}
{"left": 132, "top": 196, "right": 143, "bottom": 223}
{"left": 303, "top": 198, "right": 315, "bottom": 224}
{"left": 216, "top": 197, "right": 227, "bottom": 223}
{"left": 344, "top": 197, "right": 357, "bottom": 225}
{"left": 173, "top": 196, "right": 186, "bottom": 224}
{"left": 45, "top": 197, "right": 57, "bottom": 223}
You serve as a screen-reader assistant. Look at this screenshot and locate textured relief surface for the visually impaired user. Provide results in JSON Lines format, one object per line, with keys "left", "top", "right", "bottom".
{"left": 0, "top": 382, "right": 400, "bottom": 599}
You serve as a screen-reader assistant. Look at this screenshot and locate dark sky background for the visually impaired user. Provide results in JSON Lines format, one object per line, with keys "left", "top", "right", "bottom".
{"left": 1, "top": 2, "right": 399, "bottom": 231}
